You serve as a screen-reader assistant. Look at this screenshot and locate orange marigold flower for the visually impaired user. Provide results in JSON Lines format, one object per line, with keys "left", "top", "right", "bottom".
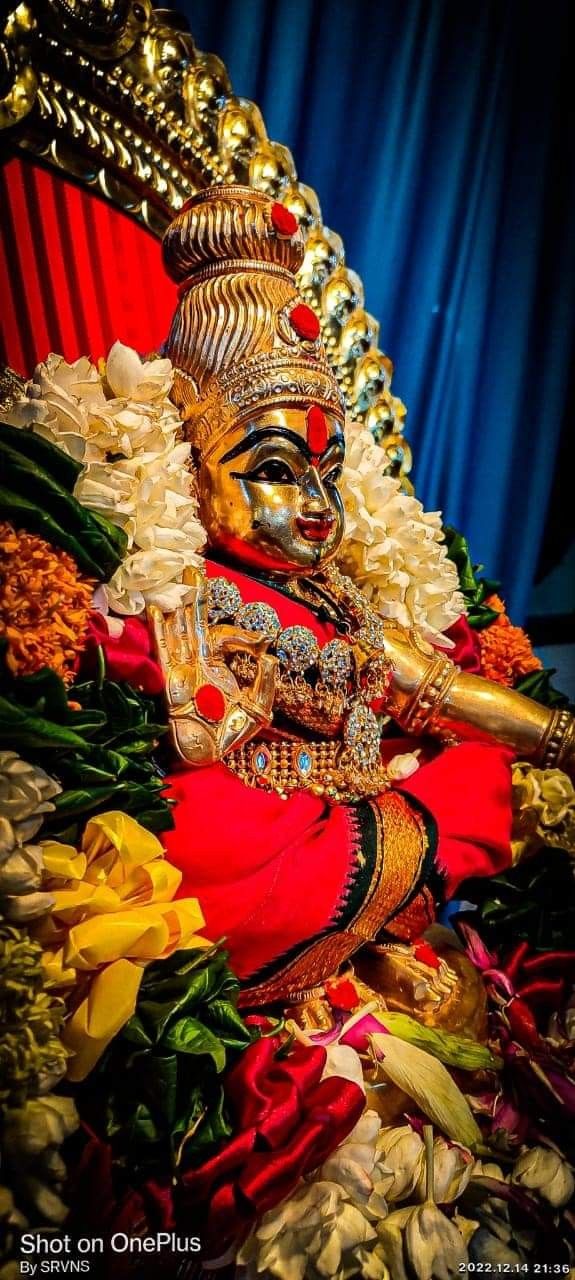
{"left": 478, "top": 593, "right": 542, "bottom": 687}
{"left": 0, "top": 522, "right": 94, "bottom": 683}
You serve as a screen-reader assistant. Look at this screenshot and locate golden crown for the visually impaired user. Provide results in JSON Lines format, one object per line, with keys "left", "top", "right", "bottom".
{"left": 162, "top": 185, "right": 345, "bottom": 457}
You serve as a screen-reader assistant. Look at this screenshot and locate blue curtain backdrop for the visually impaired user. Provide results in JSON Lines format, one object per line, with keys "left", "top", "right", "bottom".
{"left": 182, "top": 0, "right": 575, "bottom": 621}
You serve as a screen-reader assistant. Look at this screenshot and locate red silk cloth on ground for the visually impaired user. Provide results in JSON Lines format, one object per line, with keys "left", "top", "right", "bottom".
{"left": 0, "top": 155, "right": 177, "bottom": 374}
{"left": 179, "top": 1035, "right": 365, "bottom": 1254}
{"left": 162, "top": 562, "right": 513, "bottom": 984}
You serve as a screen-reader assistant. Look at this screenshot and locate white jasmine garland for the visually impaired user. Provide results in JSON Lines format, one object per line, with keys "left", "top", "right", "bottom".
{"left": 9, "top": 344, "right": 464, "bottom": 632}
{"left": 7, "top": 343, "right": 206, "bottom": 615}
{"left": 338, "top": 421, "right": 465, "bottom": 643}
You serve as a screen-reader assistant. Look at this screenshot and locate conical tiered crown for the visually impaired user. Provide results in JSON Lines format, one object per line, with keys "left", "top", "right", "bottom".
{"left": 163, "top": 186, "right": 345, "bottom": 458}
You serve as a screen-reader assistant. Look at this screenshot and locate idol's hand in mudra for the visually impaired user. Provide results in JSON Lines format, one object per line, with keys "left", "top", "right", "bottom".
{"left": 148, "top": 570, "right": 277, "bottom": 765}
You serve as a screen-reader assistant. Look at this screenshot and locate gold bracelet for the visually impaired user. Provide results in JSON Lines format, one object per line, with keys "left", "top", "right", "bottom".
{"left": 401, "top": 655, "right": 459, "bottom": 736}
{"left": 537, "top": 709, "right": 575, "bottom": 770}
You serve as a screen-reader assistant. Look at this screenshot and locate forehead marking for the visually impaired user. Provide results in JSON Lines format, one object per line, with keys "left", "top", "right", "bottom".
{"left": 306, "top": 406, "right": 329, "bottom": 457}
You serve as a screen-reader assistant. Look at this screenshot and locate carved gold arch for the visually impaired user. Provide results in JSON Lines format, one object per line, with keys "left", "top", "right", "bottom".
{"left": 0, "top": 0, "right": 412, "bottom": 483}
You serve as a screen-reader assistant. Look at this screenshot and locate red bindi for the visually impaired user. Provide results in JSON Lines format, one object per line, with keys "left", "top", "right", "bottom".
{"left": 306, "top": 405, "right": 328, "bottom": 457}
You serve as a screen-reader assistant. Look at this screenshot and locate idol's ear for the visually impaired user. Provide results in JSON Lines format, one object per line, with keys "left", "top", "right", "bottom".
{"left": 0, "top": 0, "right": 410, "bottom": 489}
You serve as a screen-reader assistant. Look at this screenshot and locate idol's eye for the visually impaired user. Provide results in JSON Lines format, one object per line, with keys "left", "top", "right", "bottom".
{"left": 324, "top": 463, "right": 343, "bottom": 486}
{"left": 241, "top": 459, "right": 298, "bottom": 484}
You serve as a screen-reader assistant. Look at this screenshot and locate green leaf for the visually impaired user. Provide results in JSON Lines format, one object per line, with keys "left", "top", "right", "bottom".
{"left": 0, "top": 695, "right": 89, "bottom": 751}
{"left": 442, "top": 524, "right": 501, "bottom": 630}
{"left": 50, "top": 781, "right": 171, "bottom": 825}
{"left": 147, "top": 1054, "right": 179, "bottom": 1129}
{"left": 162, "top": 1017, "right": 227, "bottom": 1071}
{"left": 203, "top": 999, "right": 254, "bottom": 1048}
{"left": 122, "top": 1101, "right": 161, "bottom": 1148}
{"left": 514, "top": 668, "right": 572, "bottom": 711}
{"left": 0, "top": 481, "right": 121, "bottom": 581}
{"left": 0, "top": 423, "right": 83, "bottom": 490}
{"left": 140, "top": 946, "right": 228, "bottom": 993}
{"left": 120, "top": 1015, "right": 153, "bottom": 1049}
{"left": 0, "top": 431, "right": 126, "bottom": 577}
{"left": 0, "top": 661, "right": 71, "bottom": 718}
{"left": 177, "top": 1084, "right": 231, "bottom": 1161}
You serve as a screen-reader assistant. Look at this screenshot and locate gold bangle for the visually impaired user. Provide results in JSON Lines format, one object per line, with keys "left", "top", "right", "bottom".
{"left": 537, "top": 709, "right": 575, "bottom": 770}
{"left": 401, "top": 656, "right": 459, "bottom": 736}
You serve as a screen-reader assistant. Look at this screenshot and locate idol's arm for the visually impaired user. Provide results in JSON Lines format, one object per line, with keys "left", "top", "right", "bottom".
{"left": 377, "top": 623, "right": 575, "bottom": 775}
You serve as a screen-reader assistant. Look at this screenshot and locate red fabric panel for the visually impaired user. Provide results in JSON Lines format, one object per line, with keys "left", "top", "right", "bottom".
{"left": 401, "top": 741, "right": 514, "bottom": 894}
{"left": 0, "top": 155, "right": 178, "bottom": 375}
{"left": 163, "top": 762, "right": 358, "bottom": 980}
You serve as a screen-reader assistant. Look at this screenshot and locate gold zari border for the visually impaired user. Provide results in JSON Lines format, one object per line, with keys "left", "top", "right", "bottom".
{"left": 239, "top": 791, "right": 428, "bottom": 1007}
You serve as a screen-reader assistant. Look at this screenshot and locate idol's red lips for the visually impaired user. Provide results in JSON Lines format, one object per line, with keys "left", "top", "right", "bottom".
{"left": 296, "top": 514, "right": 335, "bottom": 542}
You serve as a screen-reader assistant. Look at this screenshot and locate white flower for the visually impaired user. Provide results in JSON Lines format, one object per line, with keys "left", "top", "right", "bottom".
{"left": 105, "top": 340, "right": 173, "bottom": 402}
{"left": 371, "top": 1200, "right": 469, "bottom": 1280}
{"left": 386, "top": 752, "right": 420, "bottom": 781}
{"left": 322, "top": 1043, "right": 367, "bottom": 1091}
{"left": 0, "top": 753, "right": 61, "bottom": 843}
{"left": 8, "top": 344, "right": 206, "bottom": 614}
{"left": 2, "top": 1095, "right": 78, "bottom": 1227}
{"left": 413, "top": 1137, "right": 473, "bottom": 1204}
{"left": 338, "top": 422, "right": 465, "bottom": 643}
{"left": 0, "top": 754, "right": 60, "bottom": 920}
{"left": 3, "top": 1094, "right": 78, "bottom": 1159}
{"left": 376, "top": 1125, "right": 425, "bottom": 1202}
{"left": 319, "top": 1112, "right": 394, "bottom": 1222}
{"left": 237, "top": 1181, "right": 378, "bottom": 1280}
{"left": 511, "top": 1146, "right": 574, "bottom": 1208}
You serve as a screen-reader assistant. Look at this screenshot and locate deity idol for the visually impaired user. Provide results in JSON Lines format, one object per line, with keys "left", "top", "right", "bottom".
{"left": 156, "top": 185, "right": 575, "bottom": 1014}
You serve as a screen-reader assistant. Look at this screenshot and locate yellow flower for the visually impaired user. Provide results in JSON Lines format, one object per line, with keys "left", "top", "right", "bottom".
{"left": 511, "top": 763, "right": 575, "bottom": 862}
{"left": 34, "top": 812, "right": 206, "bottom": 1080}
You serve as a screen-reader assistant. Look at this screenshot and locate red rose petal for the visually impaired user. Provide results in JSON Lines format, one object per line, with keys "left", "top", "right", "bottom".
{"left": 271, "top": 202, "right": 299, "bottom": 237}
{"left": 290, "top": 303, "right": 320, "bottom": 342}
{"left": 195, "top": 683, "right": 227, "bottom": 723}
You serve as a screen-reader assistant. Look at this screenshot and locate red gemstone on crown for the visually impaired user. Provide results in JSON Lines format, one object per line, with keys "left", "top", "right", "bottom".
{"left": 290, "top": 303, "right": 320, "bottom": 342}
{"left": 306, "top": 405, "right": 329, "bottom": 455}
{"left": 195, "top": 683, "right": 226, "bottom": 723}
{"left": 271, "top": 202, "right": 299, "bottom": 237}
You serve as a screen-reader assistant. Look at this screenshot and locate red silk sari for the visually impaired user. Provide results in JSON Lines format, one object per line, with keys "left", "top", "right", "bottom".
{"left": 161, "top": 563, "right": 513, "bottom": 1001}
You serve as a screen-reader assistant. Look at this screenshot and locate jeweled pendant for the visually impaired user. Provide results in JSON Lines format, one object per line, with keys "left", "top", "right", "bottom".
{"left": 276, "top": 625, "right": 320, "bottom": 674}
{"left": 208, "top": 577, "right": 242, "bottom": 623}
{"left": 344, "top": 700, "right": 381, "bottom": 769}
{"left": 236, "top": 601, "right": 281, "bottom": 642}
{"left": 318, "top": 637, "right": 353, "bottom": 687}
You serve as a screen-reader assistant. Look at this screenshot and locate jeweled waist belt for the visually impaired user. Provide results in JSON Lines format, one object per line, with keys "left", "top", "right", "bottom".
{"left": 225, "top": 736, "right": 389, "bottom": 803}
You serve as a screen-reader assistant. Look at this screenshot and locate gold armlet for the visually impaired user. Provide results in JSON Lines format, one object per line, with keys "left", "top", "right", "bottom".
{"left": 535, "top": 708, "right": 575, "bottom": 771}
{"left": 400, "top": 655, "right": 460, "bottom": 736}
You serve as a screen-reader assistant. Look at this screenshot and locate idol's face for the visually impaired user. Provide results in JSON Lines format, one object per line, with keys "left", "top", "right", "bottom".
{"left": 198, "top": 407, "right": 345, "bottom": 576}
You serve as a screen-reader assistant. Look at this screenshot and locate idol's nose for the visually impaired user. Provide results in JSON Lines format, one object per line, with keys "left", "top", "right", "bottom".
{"left": 299, "top": 464, "right": 332, "bottom": 516}
{"left": 297, "top": 466, "right": 336, "bottom": 542}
